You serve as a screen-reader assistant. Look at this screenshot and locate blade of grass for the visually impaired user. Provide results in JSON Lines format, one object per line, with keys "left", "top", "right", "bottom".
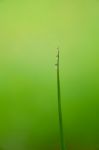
{"left": 56, "top": 48, "right": 65, "bottom": 150}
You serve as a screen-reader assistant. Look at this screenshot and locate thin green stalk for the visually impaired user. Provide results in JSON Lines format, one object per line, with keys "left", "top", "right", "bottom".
{"left": 55, "top": 48, "right": 65, "bottom": 150}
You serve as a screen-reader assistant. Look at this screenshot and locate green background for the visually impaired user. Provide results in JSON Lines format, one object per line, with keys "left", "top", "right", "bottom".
{"left": 0, "top": 0, "right": 98, "bottom": 149}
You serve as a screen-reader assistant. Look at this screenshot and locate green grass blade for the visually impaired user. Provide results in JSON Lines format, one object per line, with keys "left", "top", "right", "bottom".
{"left": 56, "top": 49, "right": 65, "bottom": 150}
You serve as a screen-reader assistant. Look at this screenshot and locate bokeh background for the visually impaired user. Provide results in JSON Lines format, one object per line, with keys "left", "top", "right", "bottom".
{"left": 0, "top": 0, "right": 99, "bottom": 150}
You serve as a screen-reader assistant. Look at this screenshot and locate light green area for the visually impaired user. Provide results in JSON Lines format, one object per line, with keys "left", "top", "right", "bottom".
{"left": 0, "top": 0, "right": 99, "bottom": 150}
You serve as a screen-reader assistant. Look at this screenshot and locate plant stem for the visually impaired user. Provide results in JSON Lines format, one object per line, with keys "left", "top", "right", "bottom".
{"left": 56, "top": 49, "right": 65, "bottom": 150}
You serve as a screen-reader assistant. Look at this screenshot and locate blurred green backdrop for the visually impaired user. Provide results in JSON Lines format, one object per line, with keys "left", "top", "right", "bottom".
{"left": 0, "top": 0, "right": 99, "bottom": 150}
